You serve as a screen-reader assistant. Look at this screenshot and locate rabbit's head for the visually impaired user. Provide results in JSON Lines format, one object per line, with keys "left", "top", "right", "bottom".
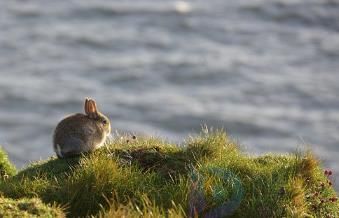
{"left": 84, "top": 98, "right": 111, "bottom": 136}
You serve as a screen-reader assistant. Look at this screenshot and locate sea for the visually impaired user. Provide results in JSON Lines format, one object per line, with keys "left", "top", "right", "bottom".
{"left": 0, "top": 0, "right": 338, "bottom": 190}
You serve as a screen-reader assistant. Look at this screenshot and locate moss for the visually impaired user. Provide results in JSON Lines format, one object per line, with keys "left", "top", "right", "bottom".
{"left": 0, "top": 146, "right": 16, "bottom": 180}
{"left": 0, "top": 130, "right": 337, "bottom": 217}
{"left": 0, "top": 197, "right": 64, "bottom": 217}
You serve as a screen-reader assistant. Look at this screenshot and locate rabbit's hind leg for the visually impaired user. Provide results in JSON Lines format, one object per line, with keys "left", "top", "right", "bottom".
{"left": 59, "top": 137, "right": 86, "bottom": 158}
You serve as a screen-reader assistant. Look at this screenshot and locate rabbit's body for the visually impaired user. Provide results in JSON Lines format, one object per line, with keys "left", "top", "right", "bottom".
{"left": 53, "top": 99, "right": 111, "bottom": 158}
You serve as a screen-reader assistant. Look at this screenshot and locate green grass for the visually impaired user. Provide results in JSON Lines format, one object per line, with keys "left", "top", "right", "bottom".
{"left": 0, "top": 146, "right": 16, "bottom": 180}
{"left": 0, "top": 129, "right": 338, "bottom": 217}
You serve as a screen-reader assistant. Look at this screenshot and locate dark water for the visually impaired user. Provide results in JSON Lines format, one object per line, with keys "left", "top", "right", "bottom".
{"left": 0, "top": 0, "right": 339, "bottom": 189}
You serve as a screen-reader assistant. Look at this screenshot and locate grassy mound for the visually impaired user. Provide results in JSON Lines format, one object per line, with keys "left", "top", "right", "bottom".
{"left": 0, "top": 130, "right": 338, "bottom": 217}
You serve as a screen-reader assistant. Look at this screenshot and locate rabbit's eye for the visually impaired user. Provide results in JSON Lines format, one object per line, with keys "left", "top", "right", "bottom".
{"left": 102, "top": 120, "right": 107, "bottom": 125}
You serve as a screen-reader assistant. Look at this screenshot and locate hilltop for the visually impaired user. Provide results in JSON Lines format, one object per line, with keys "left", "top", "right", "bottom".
{"left": 0, "top": 129, "right": 338, "bottom": 217}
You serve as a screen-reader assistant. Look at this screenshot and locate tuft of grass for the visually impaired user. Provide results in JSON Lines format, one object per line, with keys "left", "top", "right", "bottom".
{"left": 0, "top": 129, "right": 338, "bottom": 217}
{"left": 0, "top": 146, "right": 16, "bottom": 180}
{"left": 0, "top": 197, "right": 65, "bottom": 217}
{"left": 98, "top": 195, "right": 185, "bottom": 218}
{"left": 285, "top": 177, "right": 307, "bottom": 217}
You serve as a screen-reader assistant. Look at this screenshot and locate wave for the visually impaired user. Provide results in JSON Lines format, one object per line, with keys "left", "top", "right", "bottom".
{"left": 241, "top": 1, "right": 339, "bottom": 31}
{"left": 72, "top": 1, "right": 193, "bottom": 17}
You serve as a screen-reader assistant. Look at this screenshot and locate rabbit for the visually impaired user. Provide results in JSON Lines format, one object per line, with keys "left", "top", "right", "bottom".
{"left": 53, "top": 98, "right": 111, "bottom": 158}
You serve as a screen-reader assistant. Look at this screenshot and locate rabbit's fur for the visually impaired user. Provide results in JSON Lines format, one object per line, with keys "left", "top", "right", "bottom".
{"left": 53, "top": 98, "right": 111, "bottom": 158}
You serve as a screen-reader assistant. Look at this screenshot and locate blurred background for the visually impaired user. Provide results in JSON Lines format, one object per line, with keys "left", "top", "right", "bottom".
{"left": 0, "top": 0, "right": 338, "bottom": 189}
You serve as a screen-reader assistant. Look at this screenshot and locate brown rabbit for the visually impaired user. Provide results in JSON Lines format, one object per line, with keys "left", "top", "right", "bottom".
{"left": 53, "top": 98, "right": 111, "bottom": 158}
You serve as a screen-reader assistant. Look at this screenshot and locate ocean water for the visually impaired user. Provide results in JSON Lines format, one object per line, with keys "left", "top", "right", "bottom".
{"left": 0, "top": 0, "right": 339, "bottom": 189}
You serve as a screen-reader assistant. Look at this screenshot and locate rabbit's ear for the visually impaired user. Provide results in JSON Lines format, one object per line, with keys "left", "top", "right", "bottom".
{"left": 84, "top": 98, "right": 89, "bottom": 115}
{"left": 88, "top": 99, "right": 99, "bottom": 118}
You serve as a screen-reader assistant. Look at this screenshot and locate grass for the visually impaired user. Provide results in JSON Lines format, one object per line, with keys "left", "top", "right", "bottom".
{"left": 0, "top": 146, "right": 16, "bottom": 180}
{"left": 0, "top": 129, "right": 338, "bottom": 217}
{"left": 0, "top": 197, "right": 64, "bottom": 217}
